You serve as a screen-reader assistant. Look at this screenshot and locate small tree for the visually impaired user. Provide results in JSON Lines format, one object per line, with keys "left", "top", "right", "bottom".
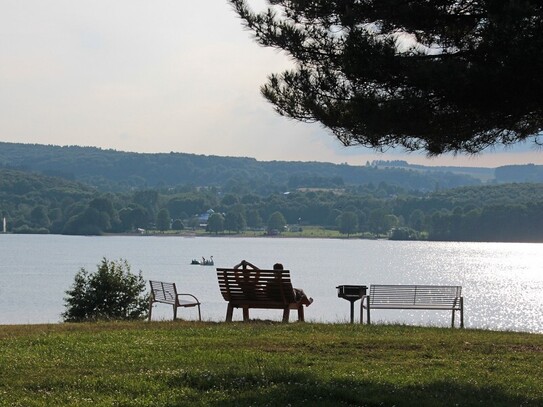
{"left": 267, "top": 211, "right": 287, "bottom": 233}
{"left": 246, "top": 209, "right": 263, "bottom": 229}
{"left": 30, "top": 205, "right": 51, "bottom": 228}
{"left": 368, "top": 208, "right": 391, "bottom": 236}
{"left": 156, "top": 208, "right": 171, "bottom": 231}
{"left": 337, "top": 211, "right": 358, "bottom": 237}
{"left": 224, "top": 210, "right": 247, "bottom": 233}
{"left": 63, "top": 258, "right": 149, "bottom": 322}
{"left": 207, "top": 212, "right": 225, "bottom": 234}
{"left": 172, "top": 219, "right": 185, "bottom": 230}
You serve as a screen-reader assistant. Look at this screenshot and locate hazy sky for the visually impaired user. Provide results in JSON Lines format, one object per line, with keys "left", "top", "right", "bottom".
{"left": 1, "top": 0, "right": 541, "bottom": 168}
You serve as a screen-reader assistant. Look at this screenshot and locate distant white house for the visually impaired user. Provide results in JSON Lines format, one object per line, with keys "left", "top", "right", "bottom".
{"left": 198, "top": 209, "right": 215, "bottom": 227}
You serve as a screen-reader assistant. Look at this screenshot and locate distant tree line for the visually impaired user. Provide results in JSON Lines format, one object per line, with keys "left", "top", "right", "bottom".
{"left": 3, "top": 142, "right": 543, "bottom": 194}
{"left": 2, "top": 169, "right": 543, "bottom": 242}
{"left": 0, "top": 142, "right": 486, "bottom": 193}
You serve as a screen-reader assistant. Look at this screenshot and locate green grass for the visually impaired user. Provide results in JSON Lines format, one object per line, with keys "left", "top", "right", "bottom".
{"left": 1, "top": 321, "right": 541, "bottom": 406}
{"left": 155, "top": 226, "right": 368, "bottom": 239}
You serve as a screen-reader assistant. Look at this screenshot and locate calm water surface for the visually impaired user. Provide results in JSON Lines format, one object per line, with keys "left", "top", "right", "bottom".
{"left": 0, "top": 235, "right": 541, "bottom": 333}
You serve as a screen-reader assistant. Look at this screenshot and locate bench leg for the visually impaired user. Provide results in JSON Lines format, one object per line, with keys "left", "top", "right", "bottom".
{"left": 173, "top": 305, "right": 178, "bottom": 321}
{"left": 460, "top": 298, "right": 464, "bottom": 328}
{"left": 297, "top": 305, "right": 304, "bottom": 322}
{"left": 148, "top": 299, "right": 153, "bottom": 322}
{"left": 452, "top": 298, "right": 465, "bottom": 328}
{"left": 242, "top": 307, "right": 250, "bottom": 322}
{"left": 226, "top": 304, "right": 234, "bottom": 322}
{"left": 282, "top": 307, "right": 290, "bottom": 323}
{"left": 197, "top": 304, "right": 202, "bottom": 321}
{"left": 361, "top": 297, "right": 371, "bottom": 325}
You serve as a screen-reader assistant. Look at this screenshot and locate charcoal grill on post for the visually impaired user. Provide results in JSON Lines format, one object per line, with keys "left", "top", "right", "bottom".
{"left": 337, "top": 285, "right": 368, "bottom": 323}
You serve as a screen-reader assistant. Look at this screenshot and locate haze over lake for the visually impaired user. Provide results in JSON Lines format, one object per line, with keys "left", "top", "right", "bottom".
{"left": 0, "top": 235, "right": 541, "bottom": 333}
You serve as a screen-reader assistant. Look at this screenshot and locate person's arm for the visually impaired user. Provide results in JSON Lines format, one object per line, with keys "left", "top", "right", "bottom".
{"left": 233, "top": 260, "right": 260, "bottom": 270}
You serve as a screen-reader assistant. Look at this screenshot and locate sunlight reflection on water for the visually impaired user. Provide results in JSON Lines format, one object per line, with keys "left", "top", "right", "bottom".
{"left": 0, "top": 235, "right": 541, "bottom": 333}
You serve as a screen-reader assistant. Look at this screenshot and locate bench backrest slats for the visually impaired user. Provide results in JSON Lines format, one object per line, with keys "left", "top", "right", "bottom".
{"left": 369, "top": 285, "right": 461, "bottom": 306}
{"left": 150, "top": 280, "right": 177, "bottom": 305}
{"left": 217, "top": 268, "right": 296, "bottom": 304}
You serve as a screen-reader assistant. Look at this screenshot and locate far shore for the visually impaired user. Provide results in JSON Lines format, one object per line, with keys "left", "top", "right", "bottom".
{"left": 5, "top": 229, "right": 543, "bottom": 243}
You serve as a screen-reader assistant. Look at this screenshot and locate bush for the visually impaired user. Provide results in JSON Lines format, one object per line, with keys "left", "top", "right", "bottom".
{"left": 12, "top": 225, "right": 49, "bottom": 234}
{"left": 171, "top": 219, "right": 185, "bottom": 230}
{"left": 63, "top": 258, "right": 149, "bottom": 322}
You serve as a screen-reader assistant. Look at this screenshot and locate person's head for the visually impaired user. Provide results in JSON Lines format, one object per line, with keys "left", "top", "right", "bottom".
{"left": 273, "top": 263, "right": 284, "bottom": 270}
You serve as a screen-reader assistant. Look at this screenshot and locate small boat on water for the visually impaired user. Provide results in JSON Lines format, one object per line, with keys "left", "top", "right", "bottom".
{"left": 190, "top": 256, "right": 214, "bottom": 266}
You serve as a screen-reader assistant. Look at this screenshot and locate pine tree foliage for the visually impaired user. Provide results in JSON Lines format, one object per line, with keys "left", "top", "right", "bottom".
{"left": 230, "top": 0, "right": 543, "bottom": 155}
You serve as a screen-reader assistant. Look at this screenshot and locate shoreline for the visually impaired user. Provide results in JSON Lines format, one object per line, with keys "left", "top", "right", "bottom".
{"left": 4, "top": 230, "right": 543, "bottom": 243}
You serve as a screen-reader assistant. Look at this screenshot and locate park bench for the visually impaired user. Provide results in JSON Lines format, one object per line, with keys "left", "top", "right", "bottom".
{"left": 361, "top": 284, "right": 464, "bottom": 328}
{"left": 216, "top": 263, "right": 308, "bottom": 322}
{"left": 148, "top": 280, "right": 201, "bottom": 321}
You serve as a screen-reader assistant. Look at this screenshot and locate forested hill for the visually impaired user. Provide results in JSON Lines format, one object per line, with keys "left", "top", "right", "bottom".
{"left": 2, "top": 166, "right": 543, "bottom": 241}
{"left": 2, "top": 142, "right": 542, "bottom": 193}
{"left": 374, "top": 160, "right": 543, "bottom": 184}
{"left": 0, "top": 142, "right": 482, "bottom": 192}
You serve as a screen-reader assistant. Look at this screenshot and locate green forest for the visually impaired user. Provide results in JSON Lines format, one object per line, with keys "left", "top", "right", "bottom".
{"left": 2, "top": 142, "right": 543, "bottom": 241}
{"left": 0, "top": 142, "right": 486, "bottom": 192}
{"left": 2, "top": 153, "right": 543, "bottom": 241}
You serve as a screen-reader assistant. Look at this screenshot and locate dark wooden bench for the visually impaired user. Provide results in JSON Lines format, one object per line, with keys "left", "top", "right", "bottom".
{"left": 216, "top": 264, "right": 308, "bottom": 322}
{"left": 148, "top": 280, "right": 201, "bottom": 321}
{"left": 361, "top": 284, "right": 464, "bottom": 328}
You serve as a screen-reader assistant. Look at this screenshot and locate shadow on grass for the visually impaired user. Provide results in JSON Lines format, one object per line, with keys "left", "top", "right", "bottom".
{"left": 167, "top": 369, "right": 541, "bottom": 407}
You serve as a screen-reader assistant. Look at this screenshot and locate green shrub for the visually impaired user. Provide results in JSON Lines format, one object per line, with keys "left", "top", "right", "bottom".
{"left": 63, "top": 258, "right": 149, "bottom": 322}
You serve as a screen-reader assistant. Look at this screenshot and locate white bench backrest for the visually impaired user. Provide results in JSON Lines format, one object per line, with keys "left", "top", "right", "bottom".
{"left": 150, "top": 280, "right": 177, "bottom": 305}
{"left": 369, "top": 285, "right": 462, "bottom": 306}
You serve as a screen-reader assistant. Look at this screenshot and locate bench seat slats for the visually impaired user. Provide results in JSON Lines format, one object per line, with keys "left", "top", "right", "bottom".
{"left": 367, "top": 304, "right": 460, "bottom": 310}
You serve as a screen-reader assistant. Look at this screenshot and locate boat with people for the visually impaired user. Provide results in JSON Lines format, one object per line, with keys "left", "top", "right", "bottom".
{"left": 190, "top": 256, "right": 214, "bottom": 266}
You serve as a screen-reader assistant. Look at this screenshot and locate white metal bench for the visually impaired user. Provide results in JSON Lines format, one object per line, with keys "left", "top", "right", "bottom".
{"left": 361, "top": 284, "right": 464, "bottom": 328}
{"left": 148, "top": 280, "right": 201, "bottom": 321}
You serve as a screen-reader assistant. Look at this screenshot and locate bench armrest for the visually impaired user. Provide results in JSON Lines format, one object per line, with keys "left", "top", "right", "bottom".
{"left": 177, "top": 293, "right": 200, "bottom": 304}
{"left": 360, "top": 294, "right": 369, "bottom": 307}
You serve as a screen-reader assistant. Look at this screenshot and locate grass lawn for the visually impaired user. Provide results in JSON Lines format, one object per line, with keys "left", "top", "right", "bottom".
{"left": 156, "top": 226, "right": 369, "bottom": 239}
{"left": 0, "top": 321, "right": 541, "bottom": 406}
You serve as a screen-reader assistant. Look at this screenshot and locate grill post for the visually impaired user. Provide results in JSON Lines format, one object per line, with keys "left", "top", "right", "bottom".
{"left": 337, "top": 285, "right": 368, "bottom": 323}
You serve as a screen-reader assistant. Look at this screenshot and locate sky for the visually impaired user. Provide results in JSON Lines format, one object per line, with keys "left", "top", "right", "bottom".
{"left": 1, "top": 0, "right": 542, "bottom": 168}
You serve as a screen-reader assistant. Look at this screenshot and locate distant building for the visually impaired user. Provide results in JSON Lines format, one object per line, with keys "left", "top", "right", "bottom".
{"left": 198, "top": 209, "right": 215, "bottom": 227}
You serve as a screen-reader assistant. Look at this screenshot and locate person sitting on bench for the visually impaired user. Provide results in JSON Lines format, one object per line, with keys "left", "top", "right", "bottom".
{"left": 270, "top": 262, "right": 313, "bottom": 306}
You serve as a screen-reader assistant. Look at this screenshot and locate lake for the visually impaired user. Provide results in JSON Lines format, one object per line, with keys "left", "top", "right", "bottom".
{"left": 0, "top": 234, "right": 541, "bottom": 333}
